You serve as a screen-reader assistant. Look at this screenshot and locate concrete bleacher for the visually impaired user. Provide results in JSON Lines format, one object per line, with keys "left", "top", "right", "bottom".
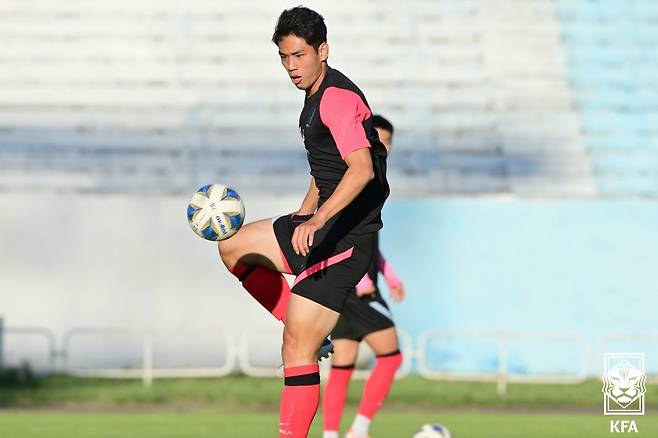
{"left": 556, "top": 0, "right": 658, "bottom": 196}
{"left": 0, "top": 0, "right": 630, "bottom": 196}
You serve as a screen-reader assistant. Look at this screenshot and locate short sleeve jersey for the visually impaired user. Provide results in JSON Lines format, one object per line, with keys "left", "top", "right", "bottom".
{"left": 299, "top": 66, "right": 389, "bottom": 235}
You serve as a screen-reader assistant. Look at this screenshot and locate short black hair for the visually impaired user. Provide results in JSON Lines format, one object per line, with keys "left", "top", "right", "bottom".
{"left": 272, "top": 6, "right": 327, "bottom": 51}
{"left": 372, "top": 114, "right": 394, "bottom": 135}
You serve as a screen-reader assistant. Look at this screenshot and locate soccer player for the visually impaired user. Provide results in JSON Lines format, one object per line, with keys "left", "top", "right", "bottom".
{"left": 322, "top": 115, "right": 404, "bottom": 438}
{"left": 216, "top": 7, "right": 389, "bottom": 438}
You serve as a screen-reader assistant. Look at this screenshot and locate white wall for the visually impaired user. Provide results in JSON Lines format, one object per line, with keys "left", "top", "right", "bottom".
{"left": 0, "top": 189, "right": 306, "bottom": 369}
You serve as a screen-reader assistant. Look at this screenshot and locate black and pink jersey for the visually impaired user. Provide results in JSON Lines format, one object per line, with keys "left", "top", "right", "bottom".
{"left": 299, "top": 66, "right": 389, "bottom": 235}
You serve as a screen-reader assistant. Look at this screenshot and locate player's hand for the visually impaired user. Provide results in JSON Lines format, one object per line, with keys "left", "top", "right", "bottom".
{"left": 356, "top": 284, "right": 376, "bottom": 298}
{"left": 291, "top": 214, "right": 326, "bottom": 256}
{"left": 388, "top": 282, "right": 405, "bottom": 303}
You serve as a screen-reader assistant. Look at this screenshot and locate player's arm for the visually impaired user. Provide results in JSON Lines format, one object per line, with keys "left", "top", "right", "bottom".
{"left": 292, "top": 150, "right": 373, "bottom": 255}
{"left": 315, "top": 148, "right": 373, "bottom": 220}
{"left": 295, "top": 176, "right": 319, "bottom": 215}
{"left": 378, "top": 251, "right": 405, "bottom": 302}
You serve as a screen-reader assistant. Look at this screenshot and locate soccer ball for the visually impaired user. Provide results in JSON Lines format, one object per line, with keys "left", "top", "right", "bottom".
{"left": 187, "top": 184, "right": 245, "bottom": 241}
{"left": 413, "top": 423, "right": 452, "bottom": 438}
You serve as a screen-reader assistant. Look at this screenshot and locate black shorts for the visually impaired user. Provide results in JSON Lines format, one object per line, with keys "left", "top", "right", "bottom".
{"left": 273, "top": 213, "right": 376, "bottom": 313}
{"left": 331, "top": 289, "right": 395, "bottom": 341}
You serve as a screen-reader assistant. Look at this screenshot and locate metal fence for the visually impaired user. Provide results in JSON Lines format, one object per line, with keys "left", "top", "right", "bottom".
{"left": 1, "top": 325, "right": 654, "bottom": 394}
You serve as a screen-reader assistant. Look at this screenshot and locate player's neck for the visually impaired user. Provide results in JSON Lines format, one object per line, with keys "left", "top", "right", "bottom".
{"left": 306, "top": 63, "right": 328, "bottom": 98}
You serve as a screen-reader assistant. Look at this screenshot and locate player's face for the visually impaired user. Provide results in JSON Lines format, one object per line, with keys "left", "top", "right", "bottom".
{"left": 277, "top": 34, "right": 328, "bottom": 94}
{"left": 375, "top": 127, "right": 393, "bottom": 153}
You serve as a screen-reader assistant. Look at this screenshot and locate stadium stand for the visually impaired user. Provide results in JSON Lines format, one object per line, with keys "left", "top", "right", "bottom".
{"left": 0, "top": 0, "right": 653, "bottom": 196}
{"left": 556, "top": 0, "right": 658, "bottom": 196}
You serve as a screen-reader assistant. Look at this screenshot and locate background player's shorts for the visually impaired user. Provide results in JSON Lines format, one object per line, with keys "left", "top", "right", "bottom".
{"left": 273, "top": 213, "right": 376, "bottom": 313}
{"left": 331, "top": 289, "right": 395, "bottom": 341}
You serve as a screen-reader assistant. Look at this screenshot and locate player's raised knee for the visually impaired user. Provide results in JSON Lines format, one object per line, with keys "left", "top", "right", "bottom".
{"left": 217, "top": 235, "right": 239, "bottom": 269}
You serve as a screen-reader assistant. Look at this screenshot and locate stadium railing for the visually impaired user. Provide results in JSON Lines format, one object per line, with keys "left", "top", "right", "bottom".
{"left": 0, "top": 325, "right": 57, "bottom": 373}
{"left": 416, "top": 330, "right": 589, "bottom": 396}
{"left": 2, "top": 325, "right": 655, "bottom": 390}
{"left": 61, "top": 327, "right": 236, "bottom": 386}
{"left": 238, "top": 327, "right": 414, "bottom": 380}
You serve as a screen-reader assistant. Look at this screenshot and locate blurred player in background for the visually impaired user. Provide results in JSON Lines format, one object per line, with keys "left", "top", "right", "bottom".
{"left": 216, "top": 7, "right": 389, "bottom": 437}
{"left": 322, "top": 115, "right": 404, "bottom": 438}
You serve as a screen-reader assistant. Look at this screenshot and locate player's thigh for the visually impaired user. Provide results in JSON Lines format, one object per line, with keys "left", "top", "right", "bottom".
{"left": 363, "top": 327, "right": 399, "bottom": 356}
{"left": 217, "top": 218, "right": 286, "bottom": 272}
{"left": 331, "top": 339, "right": 359, "bottom": 366}
{"left": 283, "top": 293, "right": 340, "bottom": 366}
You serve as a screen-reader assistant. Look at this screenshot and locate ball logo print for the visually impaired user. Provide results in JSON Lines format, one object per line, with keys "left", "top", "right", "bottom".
{"left": 602, "top": 353, "right": 646, "bottom": 416}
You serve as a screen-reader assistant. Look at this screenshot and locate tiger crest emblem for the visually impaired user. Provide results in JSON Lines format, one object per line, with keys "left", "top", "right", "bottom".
{"left": 602, "top": 359, "right": 647, "bottom": 409}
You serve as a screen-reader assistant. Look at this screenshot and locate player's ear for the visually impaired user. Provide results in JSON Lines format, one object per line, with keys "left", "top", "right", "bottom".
{"left": 319, "top": 42, "right": 329, "bottom": 62}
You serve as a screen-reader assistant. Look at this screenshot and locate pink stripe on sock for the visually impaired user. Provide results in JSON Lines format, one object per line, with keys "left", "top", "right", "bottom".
{"left": 292, "top": 247, "right": 354, "bottom": 287}
{"left": 284, "top": 364, "right": 320, "bottom": 378}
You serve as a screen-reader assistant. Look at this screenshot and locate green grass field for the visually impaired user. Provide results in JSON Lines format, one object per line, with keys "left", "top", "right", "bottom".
{"left": 1, "top": 375, "right": 656, "bottom": 437}
{"left": 1, "top": 411, "right": 656, "bottom": 438}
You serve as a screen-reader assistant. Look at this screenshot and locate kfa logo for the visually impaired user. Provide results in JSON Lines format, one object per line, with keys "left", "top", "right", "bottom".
{"left": 603, "top": 353, "right": 646, "bottom": 434}
{"left": 603, "top": 353, "right": 646, "bottom": 415}
{"left": 610, "top": 420, "right": 638, "bottom": 433}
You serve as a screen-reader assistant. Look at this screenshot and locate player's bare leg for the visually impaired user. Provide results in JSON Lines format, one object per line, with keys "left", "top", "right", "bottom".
{"left": 331, "top": 339, "right": 359, "bottom": 366}
{"left": 279, "top": 294, "right": 341, "bottom": 437}
{"left": 363, "top": 327, "right": 399, "bottom": 356}
{"left": 323, "top": 339, "right": 359, "bottom": 438}
{"left": 218, "top": 218, "right": 288, "bottom": 273}
{"left": 217, "top": 218, "right": 292, "bottom": 321}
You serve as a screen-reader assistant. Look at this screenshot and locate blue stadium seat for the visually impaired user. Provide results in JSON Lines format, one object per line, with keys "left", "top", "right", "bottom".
{"left": 556, "top": 0, "right": 658, "bottom": 195}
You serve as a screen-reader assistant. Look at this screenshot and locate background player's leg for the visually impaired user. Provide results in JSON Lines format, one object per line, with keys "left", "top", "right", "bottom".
{"left": 322, "top": 339, "right": 359, "bottom": 438}
{"left": 280, "top": 294, "right": 341, "bottom": 438}
{"left": 218, "top": 218, "right": 291, "bottom": 321}
{"left": 363, "top": 327, "right": 399, "bottom": 356}
{"left": 348, "top": 328, "right": 402, "bottom": 438}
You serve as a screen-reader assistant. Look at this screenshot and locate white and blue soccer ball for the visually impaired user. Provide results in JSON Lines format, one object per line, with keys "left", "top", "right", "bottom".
{"left": 187, "top": 184, "right": 245, "bottom": 241}
{"left": 413, "top": 423, "right": 452, "bottom": 438}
